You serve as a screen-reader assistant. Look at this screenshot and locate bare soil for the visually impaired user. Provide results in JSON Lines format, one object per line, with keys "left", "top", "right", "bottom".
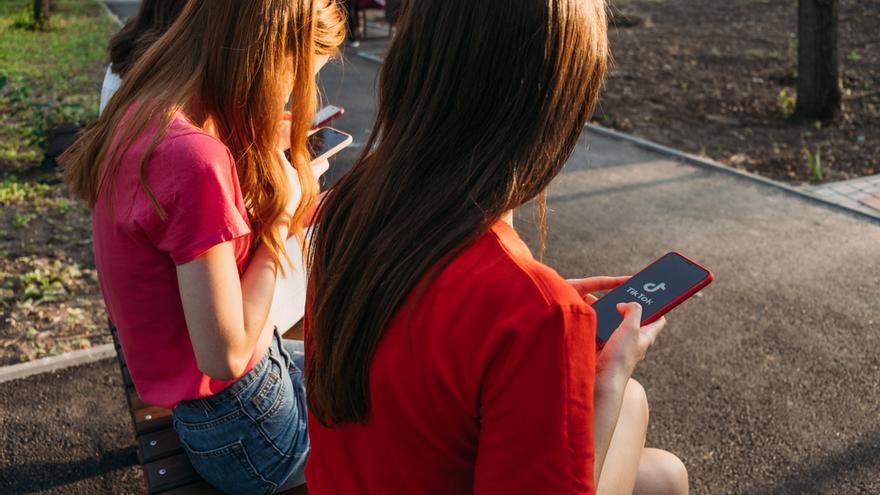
{"left": 595, "top": 0, "right": 879, "bottom": 183}
{"left": 0, "top": 169, "right": 106, "bottom": 366}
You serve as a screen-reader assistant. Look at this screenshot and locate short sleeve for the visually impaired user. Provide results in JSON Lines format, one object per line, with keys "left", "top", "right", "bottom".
{"left": 141, "top": 133, "right": 251, "bottom": 265}
{"left": 474, "top": 305, "right": 597, "bottom": 495}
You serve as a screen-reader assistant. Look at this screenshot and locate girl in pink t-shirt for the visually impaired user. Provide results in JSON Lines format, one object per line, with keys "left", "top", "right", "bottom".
{"left": 61, "top": 1, "right": 345, "bottom": 493}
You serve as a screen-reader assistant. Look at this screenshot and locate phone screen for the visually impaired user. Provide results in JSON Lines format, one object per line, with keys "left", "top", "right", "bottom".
{"left": 307, "top": 128, "right": 349, "bottom": 161}
{"left": 592, "top": 252, "right": 711, "bottom": 342}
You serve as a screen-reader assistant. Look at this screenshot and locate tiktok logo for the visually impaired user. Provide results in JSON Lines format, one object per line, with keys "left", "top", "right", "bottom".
{"left": 643, "top": 282, "right": 667, "bottom": 293}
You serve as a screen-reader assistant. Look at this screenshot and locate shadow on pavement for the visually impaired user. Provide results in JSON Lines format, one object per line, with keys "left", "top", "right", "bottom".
{"left": 550, "top": 168, "right": 706, "bottom": 204}
{"left": 740, "top": 431, "right": 880, "bottom": 495}
{"left": 0, "top": 446, "right": 137, "bottom": 493}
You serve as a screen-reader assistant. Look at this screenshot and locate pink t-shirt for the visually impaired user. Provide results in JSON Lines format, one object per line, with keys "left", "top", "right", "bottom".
{"left": 93, "top": 111, "right": 266, "bottom": 409}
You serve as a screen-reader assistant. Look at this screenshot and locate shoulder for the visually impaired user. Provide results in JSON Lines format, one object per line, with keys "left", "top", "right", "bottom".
{"left": 153, "top": 122, "right": 236, "bottom": 182}
{"left": 159, "top": 117, "right": 233, "bottom": 166}
{"left": 443, "top": 227, "right": 594, "bottom": 328}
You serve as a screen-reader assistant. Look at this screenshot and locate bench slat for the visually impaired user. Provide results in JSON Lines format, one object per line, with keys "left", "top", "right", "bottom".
{"left": 144, "top": 453, "right": 202, "bottom": 494}
{"left": 134, "top": 405, "right": 173, "bottom": 435}
{"left": 138, "top": 428, "right": 184, "bottom": 464}
{"left": 127, "top": 387, "right": 150, "bottom": 411}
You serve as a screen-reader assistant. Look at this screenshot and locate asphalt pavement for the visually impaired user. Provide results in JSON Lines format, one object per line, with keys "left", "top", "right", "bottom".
{"left": 102, "top": 0, "right": 139, "bottom": 21}
{"left": 1, "top": 35, "right": 878, "bottom": 494}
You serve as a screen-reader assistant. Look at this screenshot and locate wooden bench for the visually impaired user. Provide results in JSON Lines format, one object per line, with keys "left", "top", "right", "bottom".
{"left": 108, "top": 322, "right": 308, "bottom": 494}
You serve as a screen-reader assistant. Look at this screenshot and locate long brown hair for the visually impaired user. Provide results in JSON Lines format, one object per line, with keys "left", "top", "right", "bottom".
{"left": 307, "top": 0, "right": 609, "bottom": 425}
{"left": 107, "top": 0, "right": 187, "bottom": 78}
{"left": 62, "top": 0, "right": 344, "bottom": 269}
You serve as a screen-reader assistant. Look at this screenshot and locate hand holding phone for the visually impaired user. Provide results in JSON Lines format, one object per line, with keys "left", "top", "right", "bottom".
{"left": 307, "top": 127, "right": 353, "bottom": 164}
{"left": 590, "top": 252, "right": 713, "bottom": 343}
{"left": 568, "top": 276, "right": 667, "bottom": 375}
{"left": 596, "top": 302, "right": 666, "bottom": 380}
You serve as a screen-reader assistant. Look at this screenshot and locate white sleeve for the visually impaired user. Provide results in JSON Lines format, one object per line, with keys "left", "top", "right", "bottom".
{"left": 99, "top": 65, "right": 122, "bottom": 115}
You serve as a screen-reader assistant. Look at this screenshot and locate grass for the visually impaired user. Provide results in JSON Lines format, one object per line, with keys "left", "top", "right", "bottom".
{"left": 18, "top": 256, "right": 84, "bottom": 301}
{"left": 0, "top": 175, "right": 52, "bottom": 203}
{"left": 0, "top": 0, "right": 117, "bottom": 168}
{"left": 0, "top": 0, "right": 115, "bottom": 364}
{"left": 778, "top": 88, "right": 796, "bottom": 119}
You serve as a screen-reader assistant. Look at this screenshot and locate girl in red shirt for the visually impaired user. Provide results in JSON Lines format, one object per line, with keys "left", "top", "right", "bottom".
{"left": 61, "top": 1, "right": 344, "bottom": 493}
{"left": 306, "top": 1, "right": 688, "bottom": 494}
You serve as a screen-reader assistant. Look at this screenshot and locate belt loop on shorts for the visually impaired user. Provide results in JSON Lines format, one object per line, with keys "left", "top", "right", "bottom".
{"left": 197, "top": 397, "right": 214, "bottom": 412}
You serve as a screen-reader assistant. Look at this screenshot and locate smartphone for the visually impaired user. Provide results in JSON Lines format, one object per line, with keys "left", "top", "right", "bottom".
{"left": 311, "top": 105, "right": 344, "bottom": 129}
{"left": 307, "top": 127, "right": 352, "bottom": 164}
{"left": 591, "top": 252, "right": 714, "bottom": 343}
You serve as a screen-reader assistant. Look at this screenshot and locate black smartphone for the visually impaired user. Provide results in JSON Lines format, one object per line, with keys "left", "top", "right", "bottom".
{"left": 307, "top": 127, "right": 352, "bottom": 164}
{"left": 591, "top": 252, "right": 714, "bottom": 343}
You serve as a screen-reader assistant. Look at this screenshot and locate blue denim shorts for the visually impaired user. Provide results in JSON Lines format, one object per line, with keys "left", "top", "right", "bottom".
{"left": 172, "top": 330, "right": 308, "bottom": 495}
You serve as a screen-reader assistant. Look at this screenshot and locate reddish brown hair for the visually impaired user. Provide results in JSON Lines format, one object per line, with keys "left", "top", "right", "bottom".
{"left": 62, "top": 0, "right": 345, "bottom": 269}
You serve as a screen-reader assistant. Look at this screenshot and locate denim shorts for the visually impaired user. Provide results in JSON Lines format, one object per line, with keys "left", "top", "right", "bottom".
{"left": 172, "top": 329, "right": 308, "bottom": 495}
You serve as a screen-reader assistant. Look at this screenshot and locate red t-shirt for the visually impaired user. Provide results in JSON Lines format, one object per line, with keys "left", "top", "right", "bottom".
{"left": 93, "top": 112, "right": 265, "bottom": 409}
{"left": 305, "top": 221, "right": 597, "bottom": 494}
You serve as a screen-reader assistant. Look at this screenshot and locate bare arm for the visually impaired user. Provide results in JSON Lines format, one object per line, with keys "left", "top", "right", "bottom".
{"left": 176, "top": 228, "right": 286, "bottom": 380}
{"left": 176, "top": 146, "right": 300, "bottom": 381}
{"left": 591, "top": 304, "right": 664, "bottom": 487}
{"left": 568, "top": 278, "right": 665, "bottom": 487}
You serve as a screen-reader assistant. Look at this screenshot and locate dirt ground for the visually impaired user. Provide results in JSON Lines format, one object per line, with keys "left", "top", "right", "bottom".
{"left": 596, "top": 0, "right": 878, "bottom": 183}
{"left": 0, "top": 168, "right": 106, "bottom": 366}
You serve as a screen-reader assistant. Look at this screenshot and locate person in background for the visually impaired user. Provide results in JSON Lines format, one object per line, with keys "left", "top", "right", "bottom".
{"left": 101, "top": 0, "right": 322, "bottom": 335}
{"left": 101, "top": 0, "right": 187, "bottom": 113}
{"left": 62, "top": 1, "right": 345, "bottom": 493}
{"left": 305, "top": 0, "right": 688, "bottom": 494}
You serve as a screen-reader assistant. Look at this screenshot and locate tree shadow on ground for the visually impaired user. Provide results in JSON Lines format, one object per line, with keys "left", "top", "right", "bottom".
{"left": 0, "top": 446, "right": 137, "bottom": 494}
{"left": 740, "top": 431, "right": 880, "bottom": 495}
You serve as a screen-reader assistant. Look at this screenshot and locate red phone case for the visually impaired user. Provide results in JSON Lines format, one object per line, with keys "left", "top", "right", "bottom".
{"left": 594, "top": 251, "right": 714, "bottom": 347}
{"left": 312, "top": 107, "right": 345, "bottom": 129}
{"left": 639, "top": 251, "right": 713, "bottom": 326}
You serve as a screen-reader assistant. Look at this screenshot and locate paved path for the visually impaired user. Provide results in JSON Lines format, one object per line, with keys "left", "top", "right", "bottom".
{"left": 2, "top": 37, "right": 879, "bottom": 494}
{"left": 102, "top": 0, "right": 139, "bottom": 21}
{"left": 809, "top": 175, "right": 880, "bottom": 218}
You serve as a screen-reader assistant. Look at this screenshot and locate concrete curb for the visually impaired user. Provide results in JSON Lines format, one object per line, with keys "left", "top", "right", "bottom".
{"left": 0, "top": 344, "right": 115, "bottom": 384}
{"left": 586, "top": 124, "right": 880, "bottom": 226}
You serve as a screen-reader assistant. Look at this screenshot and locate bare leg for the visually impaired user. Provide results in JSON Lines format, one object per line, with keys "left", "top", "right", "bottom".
{"left": 597, "top": 379, "right": 688, "bottom": 495}
{"left": 633, "top": 449, "right": 688, "bottom": 495}
{"left": 597, "top": 379, "right": 648, "bottom": 495}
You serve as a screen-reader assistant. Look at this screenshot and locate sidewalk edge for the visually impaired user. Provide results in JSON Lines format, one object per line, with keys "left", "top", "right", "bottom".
{"left": 586, "top": 124, "right": 880, "bottom": 225}
{"left": 0, "top": 344, "right": 115, "bottom": 384}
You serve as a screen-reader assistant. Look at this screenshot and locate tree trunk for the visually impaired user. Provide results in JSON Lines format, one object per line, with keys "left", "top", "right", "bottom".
{"left": 33, "top": 0, "right": 50, "bottom": 25}
{"left": 794, "top": 0, "right": 840, "bottom": 121}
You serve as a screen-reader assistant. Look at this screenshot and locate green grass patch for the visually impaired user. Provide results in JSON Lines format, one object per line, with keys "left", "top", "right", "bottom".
{"left": 0, "top": 0, "right": 117, "bottom": 168}
{"left": 0, "top": 175, "right": 51, "bottom": 202}
{"left": 18, "top": 256, "right": 84, "bottom": 301}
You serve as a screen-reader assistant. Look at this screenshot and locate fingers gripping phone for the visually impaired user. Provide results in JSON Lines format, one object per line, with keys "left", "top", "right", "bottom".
{"left": 307, "top": 127, "right": 352, "bottom": 164}
{"left": 591, "top": 252, "right": 714, "bottom": 343}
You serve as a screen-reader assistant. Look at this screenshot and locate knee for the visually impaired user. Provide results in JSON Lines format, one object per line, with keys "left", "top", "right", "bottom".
{"left": 643, "top": 450, "right": 689, "bottom": 495}
{"left": 622, "top": 378, "right": 649, "bottom": 426}
{"left": 660, "top": 453, "right": 689, "bottom": 495}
